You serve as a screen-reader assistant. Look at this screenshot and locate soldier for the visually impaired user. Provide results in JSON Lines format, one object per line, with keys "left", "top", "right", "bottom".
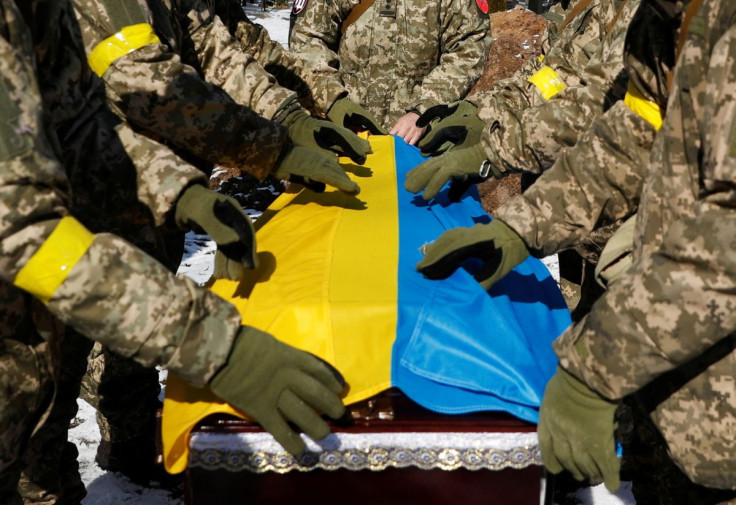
{"left": 0, "top": 1, "right": 346, "bottom": 504}
{"left": 288, "top": 0, "right": 491, "bottom": 145}
{"left": 415, "top": 0, "right": 736, "bottom": 501}
{"left": 404, "top": 0, "right": 640, "bottom": 315}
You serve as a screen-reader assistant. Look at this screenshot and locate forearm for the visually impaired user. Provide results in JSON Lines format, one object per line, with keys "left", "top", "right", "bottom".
{"left": 555, "top": 204, "right": 736, "bottom": 400}
{"left": 223, "top": 6, "right": 346, "bottom": 116}
{"left": 181, "top": 0, "right": 297, "bottom": 120}
{"left": 104, "top": 45, "right": 288, "bottom": 179}
{"left": 481, "top": 68, "right": 626, "bottom": 175}
{"left": 495, "top": 101, "right": 655, "bottom": 257}
{"left": 288, "top": 0, "right": 351, "bottom": 105}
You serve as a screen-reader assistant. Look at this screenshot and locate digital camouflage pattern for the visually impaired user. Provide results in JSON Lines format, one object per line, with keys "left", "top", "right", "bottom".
{"left": 471, "top": 0, "right": 636, "bottom": 177}
{"left": 503, "top": 0, "right": 736, "bottom": 490}
{"left": 496, "top": 98, "right": 656, "bottom": 261}
{"left": 554, "top": 0, "right": 736, "bottom": 488}
{"left": 0, "top": 0, "right": 243, "bottom": 502}
{"left": 206, "top": 0, "right": 348, "bottom": 117}
{"left": 79, "top": 342, "right": 161, "bottom": 448}
{"left": 288, "top": 0, "right": 490, "bottom": 129}
{"left": 72, "top": 0, "right": 288, "bottom": 181}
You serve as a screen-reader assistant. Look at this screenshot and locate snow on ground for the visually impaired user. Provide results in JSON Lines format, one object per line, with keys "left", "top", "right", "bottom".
{"left": 71, "top": 5, "right": 636, "bottom": 504}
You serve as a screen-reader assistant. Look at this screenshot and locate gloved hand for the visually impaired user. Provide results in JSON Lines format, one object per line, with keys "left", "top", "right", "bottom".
{"left": 416, "top": 219, "right": 529, "bottom": 291}
{"left": 175, "top": 184, "right": 256, "bottom": 279}
{"left": 209, "top": 326, "right": 346, "bottom": 457}
{"left": 274, "top": 144, "right": 360, "bottom": 195}
{"left": 416, "top": 101, "right": 486, "bottom": 157}
{"left": 538, "top": 366, "right": 621, "bottom": 492}
{"left": 404, "top": 144, "right": 503, "bottom": 202}
{"left": 327, "top": 97, "right": 388, "bottom": 135}
{"left": 280, "top": 109, "right": 372, "bottom": 165}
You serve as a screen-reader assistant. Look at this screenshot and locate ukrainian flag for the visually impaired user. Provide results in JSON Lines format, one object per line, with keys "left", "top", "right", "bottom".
{"left": 162, "top": 134, "right": 571, "bottom": 473}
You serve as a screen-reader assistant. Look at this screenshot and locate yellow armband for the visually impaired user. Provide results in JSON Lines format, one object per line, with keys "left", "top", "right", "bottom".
{"left": 528, "top": 65, "right": 567, "bottom": 101}
{"left": 623, "top": 82, "right": 663, "bottom": 131}
{"left": 14, "top": 217, "right": 94, "bottom": 303}
{"left": 88, "top": 23, "right": 161, "bottom": 78}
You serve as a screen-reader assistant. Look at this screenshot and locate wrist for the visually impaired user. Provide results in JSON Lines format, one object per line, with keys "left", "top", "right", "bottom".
{"left": 272, "top": 96, "right": 303, "bottom": 124}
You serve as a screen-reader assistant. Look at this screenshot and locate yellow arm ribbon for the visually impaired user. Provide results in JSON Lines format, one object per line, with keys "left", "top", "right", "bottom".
{"left": 14, "top": 216, "right": 94, "bottom": 303}
{"left": 528, "top": 65, "right": 567, "bottom": 101}
{"left": 87, "top": 23, "right": 161, "bottom": 77}
{"left": 623, "top": 81, "right": 663, "bottom": 131}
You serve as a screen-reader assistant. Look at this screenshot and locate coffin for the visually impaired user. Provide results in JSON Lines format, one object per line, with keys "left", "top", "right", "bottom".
{"left": 184, "top": 390, "right": 548, "bottom": 505}
{"left": 162, "top": 134, "right": 569, "bottom": 503}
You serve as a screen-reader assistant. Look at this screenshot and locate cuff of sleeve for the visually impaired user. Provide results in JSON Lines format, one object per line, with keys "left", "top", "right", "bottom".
{"left": 260, "top": 90, "right": 300, "bottom": 122}
{"left": 165, "top": 286, "right": 243, "bottom": 386}
{"left": 232, "top": 120, "right": 290, "bottom": 181}
{"left": 552, "top": 318, "right": 624, "bottom": 401}
{"left": 310, "top": 79, "right": 349, "bottom": 117}
{"left": 494, "top": 195, "right": 547, "bottom": 256}
{"left": 153, "top": 165, "right": 207, "bottom": 229}
{"left": 407, "top": 98, "right": 440, "bottom": 116}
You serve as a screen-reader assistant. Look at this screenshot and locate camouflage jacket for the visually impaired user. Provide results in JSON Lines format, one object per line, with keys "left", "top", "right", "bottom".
{"left": 289, "top": 0, "right": 490, "bottom": 128}
{"left": 493, "top": 0, "right": 665, "bottom": 262}
{"left": 0, "top": 0, "right": 241, "bottom": 387}
{"left": 536, "top": 0, "right": 736, "bottom": 487}
{"left": 72, "top": 0, "right": 288, "bottom": 180}
{"left": 471, "top": 0, "right": 637, "bottom": 176}
{"left": 210, "top": 0, "right": 347, "bottom": 117}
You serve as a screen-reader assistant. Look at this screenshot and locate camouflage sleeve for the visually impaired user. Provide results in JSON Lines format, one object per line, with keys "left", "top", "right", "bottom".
{"left": 470, "top": 0, "right": 610, "bottom": 115}
{"left": 471, "top": 0, "right": 635, "bottom": 175}
{"left": 114, "top": 118, "right": 209, "bottom": 227}
{"left": 215, "top": 0, "right": 346, "bottom": 116}
{"left": 495, "top": 100, "right": 656, "bottom": 257}
{"left": 288, "top": 0, "right": 352, "bottom": 106}
{"left": 552, "top": 21, "right": 736, "bottom": 401}
{"left": 73, "top": 0, "right": 287, "bottom": 180}
{"left": 404, "top": 0, "right": 490, "bottom": 114}
{"left": 0, "top": 16, "right": 240, "bottom": 387}
{"left": 173, "top": 0, "right": 297, "bottom": 120}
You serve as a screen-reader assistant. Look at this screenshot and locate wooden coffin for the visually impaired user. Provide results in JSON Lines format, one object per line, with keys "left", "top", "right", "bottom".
{"left": 183, "top": 390, "right": 549, "bottom": 505}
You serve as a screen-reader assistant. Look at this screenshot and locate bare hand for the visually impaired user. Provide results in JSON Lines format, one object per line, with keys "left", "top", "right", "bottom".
{"left": 389, "top": 112, "right": 427, "bottom": 146}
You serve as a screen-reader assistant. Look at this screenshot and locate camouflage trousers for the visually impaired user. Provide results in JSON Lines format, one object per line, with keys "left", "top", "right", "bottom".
{"left": 0, "top": 285, "right": 88, "bottom": 505}
{"left": 79, "top": 342, "right": 161, "bottom": 448}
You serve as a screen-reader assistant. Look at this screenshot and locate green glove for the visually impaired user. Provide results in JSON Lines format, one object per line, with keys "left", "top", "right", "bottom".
{"left": 274, "top": 144, "right": 360, "bottom": 195}
{"left": 280, "top": 109, "right": 372, "bottom": 165}
{"left": 538, "top": 366, "right": 621, "bottom": 491}
{"left": 175, "top": 184, "right": 256, "bottom": 279}
{"left": 416, "top": 219, "right": 529, "bottom": 291}
{"left": 416, "top": 101, "right": 486, "bottom": 157}
{"left": 209, "top": 326, "right": 346, "bottom": 457}
{"left": 327, "top": 97, "right": 388, "bottom": 135}
{"left": 404, "top": 144, "right": 503, "bottom": 202}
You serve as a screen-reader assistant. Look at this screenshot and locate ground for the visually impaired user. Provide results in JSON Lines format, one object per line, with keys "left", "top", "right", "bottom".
{"left": 69, "top": 5, "right": 636, "bottom": 504}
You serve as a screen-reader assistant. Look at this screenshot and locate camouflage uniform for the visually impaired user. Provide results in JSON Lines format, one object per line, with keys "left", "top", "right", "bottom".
{"left": 288, "top": 0, "right": 491, "bottom": 128}
{"left": 472, "top": 0, "right": 637, "bottom": 176}
{"left": 470, "top": 0, "right": 638, "bottom": 314}
{"left": 498, "top": 0, "right": 736, "bottom": 497}
{"left": 192, "top": 0, "right": 348, "bottom": 117}
{"left": 0, "top": 0, "right": 242, "bottom": 503}
{"left": 67, "top": 0, "right": 291, "bottom": 483}
{"left": 73, "top": 0, "right": 289, "bottom": 180}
